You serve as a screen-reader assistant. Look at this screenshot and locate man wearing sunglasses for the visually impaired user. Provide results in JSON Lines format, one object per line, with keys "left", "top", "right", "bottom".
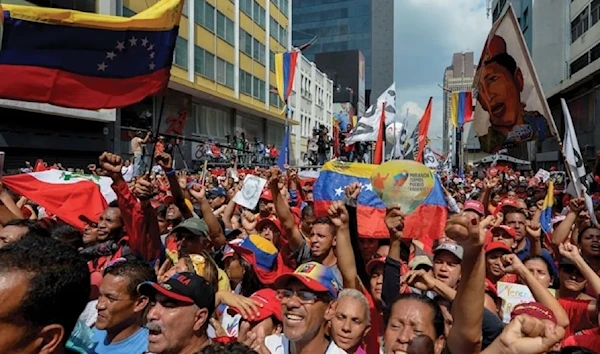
{"left": 256, "top": 262, "right": 345, "bottom": 354}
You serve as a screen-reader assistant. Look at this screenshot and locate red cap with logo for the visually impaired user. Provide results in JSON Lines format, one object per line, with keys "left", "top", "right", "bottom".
{"left": 229, "top": 288, "right": 282, "bottom": 322}
{"left": 511, "top": 302, "right": 557, "bottom": 324}
{"left": 491, "top": 225, "right": 517, "bottom": 239}
{"left": 464, "top": 200, "right": 485, "bottom": 215}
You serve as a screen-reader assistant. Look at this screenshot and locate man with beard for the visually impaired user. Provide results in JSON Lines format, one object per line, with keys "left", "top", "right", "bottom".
{"left": 139, "top": 272, "right": 215, "bottom": 354}
{"left": 93, "top": 259, "right": 156, "bottom": 353}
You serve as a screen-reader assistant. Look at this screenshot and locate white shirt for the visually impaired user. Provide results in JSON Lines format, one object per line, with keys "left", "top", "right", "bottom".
{"left": 121, "top": 165, "right": 134, "bottom": 182}
{"left": 264, "top": 334, "right": 347, "bottom": 354}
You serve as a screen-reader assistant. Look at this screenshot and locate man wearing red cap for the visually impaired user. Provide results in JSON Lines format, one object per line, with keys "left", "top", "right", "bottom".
{"left": 488, "top": 225, "right": 518, "bottom": 250}
{"left": 484, "top": 241, "right": 517, "bottom": 285}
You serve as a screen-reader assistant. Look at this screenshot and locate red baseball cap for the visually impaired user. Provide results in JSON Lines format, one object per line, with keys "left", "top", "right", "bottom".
{"left": 484, "top": 241, "right": 512, "bottom": 254}
{"left": 484, "top": 278, "right": 498, "bottom": 298}
{"left": 464, "top": 200, "right": 485, "bottom": 215}
{"left": 366, "top": 257, "right": 386, "bottom": 275}
{"left": 511, "top": 302, "right": 557, "bottom": 324}
{"left": 491, "top": 225, "right": 517, "bottom": 239}
{"left": 229, "top": 288, "right": 282, "bottom": 322}
{"left": 495, "top": 199, "right": 519, "bottom": 214}
{"left": 260, "top": 189, "right": 273, "bottom": 201}
{"left": 257, "top": 218, "right": 285, "bottom": 236}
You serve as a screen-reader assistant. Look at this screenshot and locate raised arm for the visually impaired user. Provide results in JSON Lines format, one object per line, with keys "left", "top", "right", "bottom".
{"left": 552, "top": 198, "right": 584, "bottom": 246}
{"left": 268, "top": 168, "right": 303, "bottom": 252}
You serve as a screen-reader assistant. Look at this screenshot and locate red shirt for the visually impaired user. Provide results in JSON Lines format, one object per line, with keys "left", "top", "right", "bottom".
{"left": 563, "top": 328, "right": 600, "bottom": 352}
{"left": 559, "top": 298, "right": 596, "bottom": 339}
{"left": 360, "top": 284, "right": 382, "bottom": 354}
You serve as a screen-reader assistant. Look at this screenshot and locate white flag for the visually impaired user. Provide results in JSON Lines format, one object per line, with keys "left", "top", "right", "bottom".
{"left": 345, "top": 83, "right": 396, "bottom": 145}
{"left": 423, "top": 147, "right": 440, "bottom": 170}
{"left": 561, "top": 98, "right": 598, "bottom": 227}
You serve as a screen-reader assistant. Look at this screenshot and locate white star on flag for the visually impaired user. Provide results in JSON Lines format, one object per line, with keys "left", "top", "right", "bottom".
{"left": 362, "top": 183, "right": 373, "bottom": 192}
{"left": 149, "top": 52, "right": 155, "bottom": 59}
{"left": 97, "top": 62, "right": 108, "bottom": 71}
{"left": 149, "top": 62, "right": 156, "bottom": 70}
{"left": 105, "top": 51, "right": 116, "bottom": 60}
{"left": 334, "top": 187, "right": 344, "bottom": 197}
{"left": 147, "top": 43, "right": 155, "bottom": 51}
{"left": 141, "top": 38, "right": 149, "bottom": 47}
{"left": 129, "top": 37, "right": 138, "bottom": 46}
{"left": 115, "top": 41, "right": 125, "bottom": 51}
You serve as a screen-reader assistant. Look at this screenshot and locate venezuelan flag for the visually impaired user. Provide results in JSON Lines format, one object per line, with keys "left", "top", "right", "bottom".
{"left": 0, "top": 0, "right": 183, "bottom": 110}
{"left": 403, "top": 175, "right": 448, "bottom": 247}
{"left": 450, "top": 91, "right": 473, "bottom": 128}
{"left": 275, "top": 51, "right": 299, "bottom": 102}
{"left": 540, "top": 180, "right": 554, "bottom": 234}
{"left": 313, "top": 161, "right": 388, "bottom": 238}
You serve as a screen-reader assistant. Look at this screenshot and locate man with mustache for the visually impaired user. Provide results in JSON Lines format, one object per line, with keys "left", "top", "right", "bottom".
{"left": 138, "top": 272, "right": 215, "bottom": 354}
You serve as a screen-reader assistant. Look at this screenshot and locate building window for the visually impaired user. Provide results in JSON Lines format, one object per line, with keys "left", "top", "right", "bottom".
{"left": 174, "top": 37, "right": 188, "bottom": 69}
{"left": 240, "top": 30, "right": 253, "bottom": 57}
{"left": 194, "top": 46, "right": 215, "bottom": 79}
{"left": 217, "top": 12, "right": 234, "bottom": 45}
{"left": 122, "top": 7, "right": 136, "bottom": 17}
{"left": 571, "top": 8, "right": 589, "bottom": 43}
{"left": 270, "top": 51, "right": 276, "bottom": 72}
{"left": 252, "top": 39, "right": 265, "bottom": 65}
{"left": 570, "top": 53, "right": 589, "bottom": 76}
{"left": 182, "top": 2, "right": 188, "bottom": 17}
{"left": 592, "top": 0, "right": 600, "bottom": 26}
{"left": 241, "top": 0, "right": 253, "bottom": 17}
{"left": 195, "top": 1, "right": 215, "bottom": 32}
{"left": 193, "top": 104, "right": 233, "bottom": 138}
{"left": 591, "top": 41, "right": 600, "bottom": 63}
{"left": 240, "top": 70, "right": 253, "bottom": 95}
{"left": 216, "top": 58, "right": 234, "bottom": 88}
{"left": 252, "top": 77, "right": 266, "bottom": 101}
{"left": 254, "top": 1, "right": 266, "bottom": 28}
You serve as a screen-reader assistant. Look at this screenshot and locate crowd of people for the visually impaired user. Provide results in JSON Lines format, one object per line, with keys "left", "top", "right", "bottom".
{"left": 3, "top": 149, "right": 600, "bottom": 354}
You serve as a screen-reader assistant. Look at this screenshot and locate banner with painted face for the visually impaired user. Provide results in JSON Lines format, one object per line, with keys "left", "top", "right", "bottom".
{"left": 472, "top": 4, "right": 558, "bottom": 157}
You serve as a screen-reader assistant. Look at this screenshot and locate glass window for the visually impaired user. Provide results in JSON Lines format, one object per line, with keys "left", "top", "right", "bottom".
{"left": 181, "top": 2, "right": 188, "bottom": 17}
{"left": 269, "top": 51, "right": 275, "bottom": 72}
{"left": 217, "top": 12, "right": 226, "bottom": 39}
{"left": 241, "top": 0, "right": 252, "bottom": 16}
{"left": 253, "top": 77, "right": 260, "bottom": 99}
{"left": 194, "top": 0, "right": 204, "bottom": 25}
{"left": 226, "top": 62, "right": 234, "bottom": 88}
{"left": 254, "top": 1, "right": 265, "bottom": 27}
{"left": 204, "top": 3, "right": 215, "bottom": 32}
{"left": 245, "top": 32, "right": 253, "bottom": 56}
{"left": 253, "top": 38, "right": 260, "bottom": 61}
{"left": 193, "top": 104, "right": 233, "bottom": 138}
{"left": 122, "top": 7, "right": 136, "bottom": 17}
{"left": 194, "top": 46, "right": 205, "bottom": 76}
{"left": 216, "top": 58, "right": 226, "bottom": 84}
{"left": 174, "top": 37, "right": 188, "bottom": 69}
{"left": 225, "top": 17, "right": 234, "bottom": 44}
{"left": 205, "top": 52, "right": 215, "bottom": 79}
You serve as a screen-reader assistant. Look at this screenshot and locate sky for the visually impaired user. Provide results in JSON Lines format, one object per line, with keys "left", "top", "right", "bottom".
{"left": 393, "top": 0, "right": 492, "bottom": 152}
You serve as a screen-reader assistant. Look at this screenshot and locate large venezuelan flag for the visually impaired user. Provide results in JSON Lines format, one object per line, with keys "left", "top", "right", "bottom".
{"left": 275, "top": 51, "right": 299, "bottom": 102}
{"left": 313, "top": 161, "right": 388, "bottom": 238}
{"left": 0, "top": 0, "right": 183, "bottom": 110}
{"left": 450, "top": 91, "right": 473, "bottom": 128}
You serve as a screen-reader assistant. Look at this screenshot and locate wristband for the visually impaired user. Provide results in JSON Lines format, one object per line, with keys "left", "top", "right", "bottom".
{"left": 165, "top": 169, "right": 176, "bottom": 176}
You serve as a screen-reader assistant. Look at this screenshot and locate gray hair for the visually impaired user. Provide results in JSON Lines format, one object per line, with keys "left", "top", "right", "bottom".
{"left": 337, "top": 288, "right": 371, "bottom": 324}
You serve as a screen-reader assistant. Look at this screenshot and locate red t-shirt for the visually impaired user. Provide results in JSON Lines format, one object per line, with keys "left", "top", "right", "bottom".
{"left": 360, "top": 285, "right": 382, "bottom": 354}
{"left": 563, "top": 328, "right": 600, "bottom": 352}
{"left": 559, "top": 298, "right": 596, "bottom": 338}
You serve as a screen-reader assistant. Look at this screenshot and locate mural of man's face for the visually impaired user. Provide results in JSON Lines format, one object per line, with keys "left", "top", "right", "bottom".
{"left": 478, "top": 61, "right": 523, "bottom": 128}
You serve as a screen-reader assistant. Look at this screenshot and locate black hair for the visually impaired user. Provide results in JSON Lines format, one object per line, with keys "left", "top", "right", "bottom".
{"left": 240, "top": 257, "right": 263, "bottom": 297}
{"left": 50, "top": 224, "right": 84, "bottom": 249}
{"left": 522, "top": 255, "right": 552, "bottom": 274}
{"left": 503, "top": 207, "right": 527, "bottom": 222}
{"left": 433, "top": 295, "right": 452, "bottom": 312}
{"left": 4, "top": 218, "right": 50, "bottom": 238}
{"left": 301, "top": 204, "right": 315, "bottom": 219}
{"left": 155, "top": 204, "right": 167, "bottom": 219}
{"left": 108, "top": 200, "right": 120, "bottom": 208}
{"left": 385, "top": 293, "right": 445, "bottom": 339}
{"left": 485, "top": 52, "right": 518, "bottom": 76}
{"left": 0, "top": 236, "right": 90, "bottom": 342}
{"left": 198, "top": 343, "right": 258, "bottom": 354}
{"left": 578, "top": 226, "right": 600, "bottom": 240}
{"left": 313, "top": 216, "right": 337, "bottom": 236}
{"left": 103, "top": 259, "right": 157, "bottom": 297}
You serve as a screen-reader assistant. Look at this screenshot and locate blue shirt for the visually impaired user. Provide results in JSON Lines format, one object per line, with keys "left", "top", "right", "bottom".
{"left": 515, "top": 238, "right": 559, "bottom": 288}
{"left": 92, "top": 327, "right": 148, "bottom": 354}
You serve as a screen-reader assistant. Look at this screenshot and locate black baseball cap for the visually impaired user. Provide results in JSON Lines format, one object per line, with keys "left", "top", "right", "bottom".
{"left": 138, "top": 272, "right": 215, "bottom": 316}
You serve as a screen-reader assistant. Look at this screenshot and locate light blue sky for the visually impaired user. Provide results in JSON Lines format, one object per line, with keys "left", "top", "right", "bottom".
{"left": 393, "top": 0, "right": 491, "bottom": 151}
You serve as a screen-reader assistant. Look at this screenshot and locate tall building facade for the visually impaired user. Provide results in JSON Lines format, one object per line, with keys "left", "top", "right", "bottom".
{"left": 442, "top": 52, "right": 476, "bottom": 161}
{"left": 491, "top": 0, "right": 600, "bottom": 168}
{"left": 370, "top": 0, "right": 394, "bottom": 102}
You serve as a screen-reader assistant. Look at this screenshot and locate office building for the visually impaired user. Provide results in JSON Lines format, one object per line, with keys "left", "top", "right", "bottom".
{"left": 442, "top": 52, "right": 476, "bottom": 162}
{"left": 292, "top": 0, "right": 393, "bottom": 104}
{"left": 491, "top": 0, "right": 600, "bottom": 168}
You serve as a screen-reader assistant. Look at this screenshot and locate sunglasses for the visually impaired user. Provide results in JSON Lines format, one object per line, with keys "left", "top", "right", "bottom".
{"left": 276, "top": 289, "right": 329, "bottom": 304}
